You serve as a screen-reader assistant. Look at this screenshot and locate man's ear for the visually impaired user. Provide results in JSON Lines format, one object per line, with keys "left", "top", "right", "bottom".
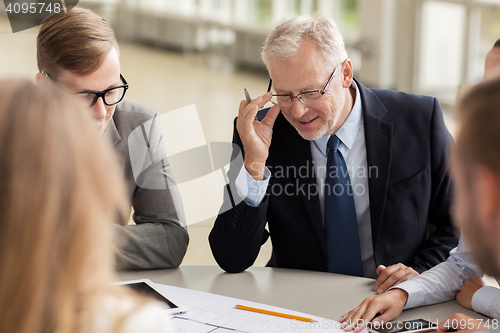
{"left": 341, "top": 58, "right": 353, "bottom": 88}
{"left": 35, "top": 72, "right": 49, "bottom": 85}
{"left": 475, "top": 166, "right": 500, "bottom": 231}
{"left": 484, "top": 46, "right": 500, "bottom": 80}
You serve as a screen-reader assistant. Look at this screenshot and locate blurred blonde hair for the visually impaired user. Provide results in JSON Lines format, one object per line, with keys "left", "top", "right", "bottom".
{"left": 0, "top": 78, "right": 130, "bottom": 333}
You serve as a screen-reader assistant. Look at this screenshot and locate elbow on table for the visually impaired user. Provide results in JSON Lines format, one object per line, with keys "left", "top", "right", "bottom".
{"left": 173, "top": 229, "right": 190, "bottom": 267}
{"left": 209, "top": 235, "right": 254, "bottom": 273}
{"left": 215, "top": 258, "right": 252, "bottom": 274}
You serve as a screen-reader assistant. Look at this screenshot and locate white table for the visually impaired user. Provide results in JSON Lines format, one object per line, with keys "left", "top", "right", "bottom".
{"left": 118, "top": 266, "right": 489, "bottom": 323}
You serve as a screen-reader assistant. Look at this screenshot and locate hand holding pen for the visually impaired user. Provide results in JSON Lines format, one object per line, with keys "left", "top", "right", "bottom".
{"left": 237, "top": 88, "right": 280, "bottom": 181}
{"left": 244, "top": 88, "right": 259, "bottom": 121}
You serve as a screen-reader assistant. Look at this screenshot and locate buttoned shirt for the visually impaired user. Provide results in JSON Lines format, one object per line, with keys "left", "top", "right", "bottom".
{"left": 394, "top": 237, "right": 500, "bottom": 319}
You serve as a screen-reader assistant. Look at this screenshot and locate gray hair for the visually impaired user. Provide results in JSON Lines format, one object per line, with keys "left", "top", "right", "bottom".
{"left": 261, "top": 14, "right": 347, "bottom": 74}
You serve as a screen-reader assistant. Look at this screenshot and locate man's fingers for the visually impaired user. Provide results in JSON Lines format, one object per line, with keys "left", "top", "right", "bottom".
{"left": 376, "top": 265, "right": 387, "bottom": 276}
{"left": 391, "top": 270, "right": 417, "bottom": 289}
{"left": 340, "top": 305, "right": 363, "bottom": 324}
{"left": 353, "top": 304, "right": 384, "bottom": 332}
{"left": 373, "top": 265, "right": 386, "bottom": 290}
{"left": 471, "top": 275, "right": 482, "bottom": 283}
{"left": 245, "top": 96, "right": 262, "bottom": 122}
{"left": 374, "top": 265, "right": 399, "bottom": 291}
{"left": 375, "top": 265, "right": 417, "bottom": 293}
{"left": 374, "top": 271, "right": 399, "bottom": 293}
{"left": 342, "top": 298, "right": 382, "bottom": 331}
{"left": 342, "top": 303, "right": 368, "bottom": 330}
{"left": 257, "top": 91, "right": 273, "bottom": 109}
{"left": 438, "top": 313, "right": 471, "bottom": 332}
{"left": 371, "top": 313, "right": 396, "bottom": 333}
{"left": 372, "top": 303, "right": 403, "bottom": 327}
{"left": 238, "top": 99, "right": 248, "bottom": 118}
{"left": 237, "top": 99, "right": 259, "bottom": 127}
{"left": 261, "top": 104, "right": 281, "bottom": 127}
{"left": 373, "top": 275, "right": 386, "bottom": 292}
{"left": 392, "top": 277, "right": 409, "bottom": 287}
{"left": 343, "top": 291, "right": 407, "bottom": 332}
{"left": 352, "top": 320, "right": 367, "bottom": 332}
{"left": 239, "top": 92, "right": 274, "bottom": 127}
{"left": 378, "top": 272, "right": 405, "bottom": 293}
{"left": 343, "top": 307, "right": 364, "bottom": 330}
{"left": 339, "top": 309, "right": 355, "bottom": 324}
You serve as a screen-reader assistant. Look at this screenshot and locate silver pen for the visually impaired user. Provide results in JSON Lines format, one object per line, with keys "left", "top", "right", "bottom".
{"left": 244, "top": 88, "right": 252, "bottom": 103}
{"left": 244, "top": 88, "right": 259, "bottom": 121}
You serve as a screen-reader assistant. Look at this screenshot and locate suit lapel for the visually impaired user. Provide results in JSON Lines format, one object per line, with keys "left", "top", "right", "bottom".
{"left": 356, "top": 80, "right": 393, "bottom": 250}
{"left": 281, "top": 120, "right": 326, "bottom": 258}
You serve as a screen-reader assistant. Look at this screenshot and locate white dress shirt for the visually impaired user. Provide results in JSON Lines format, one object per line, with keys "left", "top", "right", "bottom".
{"left": 235, "top": 82, "right": 377, "bottom": 278}
{"left": 395, "top": 237, "right": 500, "bottom": 319}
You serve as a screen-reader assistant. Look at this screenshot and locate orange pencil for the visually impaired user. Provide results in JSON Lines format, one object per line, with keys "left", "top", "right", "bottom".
{"left": 236, "top": 305, "right": 317, "bottom": 323}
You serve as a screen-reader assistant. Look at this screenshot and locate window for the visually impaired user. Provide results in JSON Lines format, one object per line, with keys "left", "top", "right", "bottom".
{"left": 415, "top": 0, "right": 500, "bottom": 102}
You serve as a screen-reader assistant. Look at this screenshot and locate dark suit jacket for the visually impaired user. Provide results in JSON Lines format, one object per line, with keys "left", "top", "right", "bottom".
{"left": 209, "top": 79, "right": 458, "bottom": 274}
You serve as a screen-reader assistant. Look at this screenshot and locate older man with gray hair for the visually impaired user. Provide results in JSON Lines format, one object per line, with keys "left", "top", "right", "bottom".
{"left": 210, "top": 15, "right": 458, "bottom": 289}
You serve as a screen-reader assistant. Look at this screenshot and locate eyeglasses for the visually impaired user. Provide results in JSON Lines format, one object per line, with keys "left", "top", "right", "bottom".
{"left": 43, "top": 72, "right": 129, "bottom": 108}
{"left": 268, "top": 62, "right": 342, "bottom": 106}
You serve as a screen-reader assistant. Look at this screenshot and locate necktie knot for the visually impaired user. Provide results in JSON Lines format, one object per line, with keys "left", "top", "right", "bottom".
{"left": 327, "top": 135, "right": 340, "bottom": 153}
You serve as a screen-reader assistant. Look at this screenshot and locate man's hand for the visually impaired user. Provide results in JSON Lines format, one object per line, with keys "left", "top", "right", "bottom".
{"left": 339, "top": 289, "right": 408, "bottom": 332}
{"left": 437, "top": 313, "right": 486, "bottom": 333}
{"left": 456, "top": 275, "right": 486, "bottom": 310}
{"left": 373, "top": 264, "right": 419, "bottom": 294}
{"left": 236, "top": 92, "right": 280, "bottom": 181}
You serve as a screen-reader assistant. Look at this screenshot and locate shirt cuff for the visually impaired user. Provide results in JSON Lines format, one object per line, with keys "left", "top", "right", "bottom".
{"left": 234, "top": 164, "right": 270, "bottom": 207}
{"left": 389, "top": 281, "right": 424, "bottom": 310}
{"left": 471, "top": 286, "right": 500, "bottom": 317}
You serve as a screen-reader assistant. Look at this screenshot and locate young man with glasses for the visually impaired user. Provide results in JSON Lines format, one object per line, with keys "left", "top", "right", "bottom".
{"left": 210, "top": 15, "right": 458, "bottom": 289}
{"left": 36, "top": 7, "right": 188, "bottom": 269}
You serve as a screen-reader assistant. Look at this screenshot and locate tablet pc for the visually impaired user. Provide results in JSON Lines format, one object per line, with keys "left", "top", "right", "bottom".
{"left": 116, "top": 279, "right": 189, "bottom": 315}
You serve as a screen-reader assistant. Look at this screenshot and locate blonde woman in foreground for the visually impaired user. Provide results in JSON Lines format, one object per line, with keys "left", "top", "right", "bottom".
{"left": 0, "top": 78, "right": 170, "bottom": 333}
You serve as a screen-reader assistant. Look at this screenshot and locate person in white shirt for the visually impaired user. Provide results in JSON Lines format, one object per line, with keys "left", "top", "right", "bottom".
{"left": 340, "top": 40, "right": 500, "bottom": 333}
{"left": 0, "top": 78, "right": 170, "bottom": 333}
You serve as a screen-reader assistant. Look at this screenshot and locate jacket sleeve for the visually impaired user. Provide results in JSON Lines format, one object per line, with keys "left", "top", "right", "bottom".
{"left": 209, "top": 117, "right": 270, "bottom": 273}
{"left": 114, "top": 113, "right": 188, "bottom": 269}
{"left": 410, "top": 97, "right": 458, "bottom": 273}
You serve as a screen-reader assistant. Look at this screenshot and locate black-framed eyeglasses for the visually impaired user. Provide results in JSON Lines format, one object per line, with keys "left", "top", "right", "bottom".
{"left": 43, "top": 72, "right": 129, "bottom": 108}
{"left": 267, "top": 61, "right": 344, "bottom": 106}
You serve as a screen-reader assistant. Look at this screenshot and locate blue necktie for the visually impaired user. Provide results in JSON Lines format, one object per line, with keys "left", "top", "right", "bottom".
{"left": 324, "top": 135, "right": 363, "bottom": 276}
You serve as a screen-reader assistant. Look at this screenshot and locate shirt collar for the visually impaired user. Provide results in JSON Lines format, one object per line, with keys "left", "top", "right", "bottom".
{"left": 313, "top": 80, "right": 362, "bottom": 155}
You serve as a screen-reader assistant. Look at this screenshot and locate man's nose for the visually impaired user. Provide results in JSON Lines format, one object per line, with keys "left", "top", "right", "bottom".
{"left": 290, "top": 97, "right": 308, "bottom": 118}
{"left": 91, "top": 97, "right": 107, "bottom": 120}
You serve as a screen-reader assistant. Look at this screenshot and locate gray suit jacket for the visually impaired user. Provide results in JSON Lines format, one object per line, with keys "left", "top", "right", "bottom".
{"left": 105, "top": 100, "right": 188, "bottom": 269}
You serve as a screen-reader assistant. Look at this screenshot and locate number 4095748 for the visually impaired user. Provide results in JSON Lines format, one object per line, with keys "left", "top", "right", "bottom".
{"left": 5, "top": 2, "right": 61, "bottom": 14}
{"left": 443, "top": 318, "right": 498, "bottom": 331}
